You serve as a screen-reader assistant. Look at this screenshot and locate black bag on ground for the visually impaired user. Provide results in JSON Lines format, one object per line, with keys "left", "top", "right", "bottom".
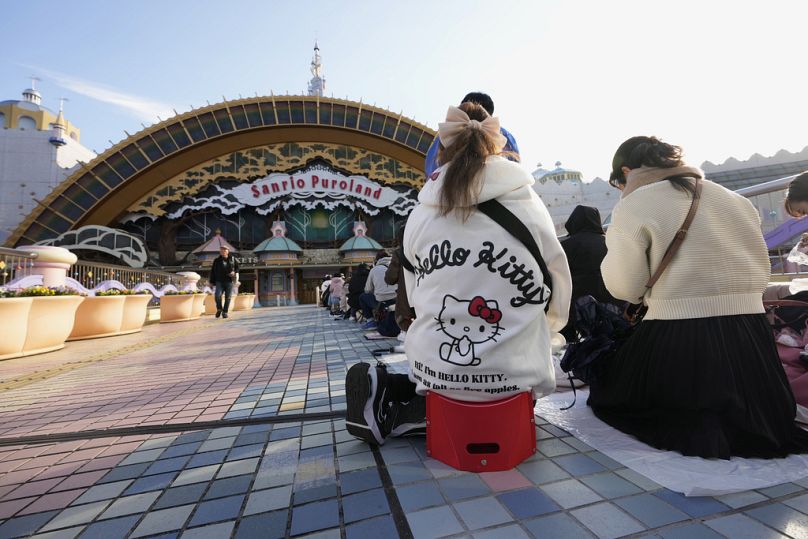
{"left": 560, "top": 296, "right": 635, "bottom": 386}
{"left": 377, "top": 310, "right": 400, "bottom": 337}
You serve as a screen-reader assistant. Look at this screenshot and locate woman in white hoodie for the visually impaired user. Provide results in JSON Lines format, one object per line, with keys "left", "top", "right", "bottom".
{"left": 345, "top": 102, "right": 571, "bottom": 445}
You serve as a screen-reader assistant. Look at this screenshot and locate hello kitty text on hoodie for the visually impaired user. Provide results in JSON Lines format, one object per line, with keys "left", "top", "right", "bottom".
{"left": 403, "top": 156, "right": 572, "bottom": 402}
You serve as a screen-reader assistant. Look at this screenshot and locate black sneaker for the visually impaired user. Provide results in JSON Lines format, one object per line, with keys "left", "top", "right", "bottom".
{"left": 387, "top": 396, "right": 427, "bottom": 438}
{"left": 345, "top": 362, "right": 390, "bottom": 445}
{"left": 222, "top": 312, "right": 229, "bottom": 319}
{"left": 215, "top": 310, "right": 222, "bottom": 318}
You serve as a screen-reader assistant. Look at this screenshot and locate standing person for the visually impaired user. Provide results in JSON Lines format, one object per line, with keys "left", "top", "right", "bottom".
{"left": 560, "top": 205, "right": 619, "bottom": 341}
{"left": 208, "top": 246, "right": 239, "bottom": 319}
{"left": 385, "top": 222, "right": 415, "bottom": 333}
{"left": 424, "top": 92, "right": 519, "bottom": 177}
{"left": 328, "top": 273, "right": 345, "bottom": 315}
{"left": 320, "top": 274, "right": 331, "bottom": 308}
{"left": 345, "top": 102, "right": 571, "bottom": 445}
{"left": 347, "top": 264, "right": 370, "bottom": 321}
{"left": 359, "top": 252, "right": 396, "bottom": 330}
{"left": 592, "top": 136, "right": 808, "bottom": 459}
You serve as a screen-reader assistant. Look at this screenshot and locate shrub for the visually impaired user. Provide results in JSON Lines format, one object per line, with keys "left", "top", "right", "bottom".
{"left": 17, "top": 286, "right": 82, "bottom": 297}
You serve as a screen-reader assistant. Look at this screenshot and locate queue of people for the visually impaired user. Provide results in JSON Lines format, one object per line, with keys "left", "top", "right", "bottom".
{"left": 338, "top": 91, "right": 808, "bottom": 461}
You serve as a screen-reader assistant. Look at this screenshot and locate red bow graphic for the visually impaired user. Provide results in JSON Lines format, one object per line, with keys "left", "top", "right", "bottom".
{"left": 468, "top": 296, "right": 502, "bottom": 324}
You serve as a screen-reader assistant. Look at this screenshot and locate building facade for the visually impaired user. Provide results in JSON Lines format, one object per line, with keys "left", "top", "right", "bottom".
{"left": 0, "top": 84, "right": 96, "bottom": 244}
{"left": 530, "top": 162, "right": 618, "bottom": 234}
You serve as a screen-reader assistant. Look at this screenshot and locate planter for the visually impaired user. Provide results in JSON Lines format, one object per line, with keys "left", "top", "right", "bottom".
{"left": 160, "top": 295, "right": 194, "bottom": 323}
{"left": 190, "top": 294, "right": 207, "bottom": 319}
{"left": 204, "top": 293, "right": 233, "bottom": 315}
{"left": 0, "top": 297, "right": 34, "bottom": 360}
{"left": 23, "top": 296, "right": 84, "bottom": 356}
{"left": 68, "top": 295, "right": 126, "bottom": 341}
{"left": 120, "top": 294, "right": 152, "bottom": 334}
{"left": 233, "top": 294, "right": 255, "bottom": 311}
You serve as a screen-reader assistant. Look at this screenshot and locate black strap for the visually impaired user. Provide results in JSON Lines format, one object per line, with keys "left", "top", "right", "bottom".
{"left": 477, "top": 199, "right": 553, "bottom": 311}
{"left": 397, "top": 201, "right": 553, "bottom": 311}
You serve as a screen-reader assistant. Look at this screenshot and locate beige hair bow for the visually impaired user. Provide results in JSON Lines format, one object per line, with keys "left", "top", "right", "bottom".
{"left": 437, "top": 106, "right": 507, "bottom": 151}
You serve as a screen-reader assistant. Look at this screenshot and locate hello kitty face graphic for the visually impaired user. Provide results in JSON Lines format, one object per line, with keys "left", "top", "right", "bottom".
{"left": 435, "top": 295, "right": 504, "bottom": 367}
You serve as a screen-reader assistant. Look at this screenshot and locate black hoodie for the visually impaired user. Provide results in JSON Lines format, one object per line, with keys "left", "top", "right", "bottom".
{"left": 560, "top": 206, "right": 615, "bottom": 305}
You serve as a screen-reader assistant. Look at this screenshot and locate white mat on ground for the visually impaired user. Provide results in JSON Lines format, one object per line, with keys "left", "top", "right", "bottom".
{"left": 376, "top": 352, "right": 410, "bottom": 374}
{"left": 536, "top": 389, "right": 808, "bottom": 496}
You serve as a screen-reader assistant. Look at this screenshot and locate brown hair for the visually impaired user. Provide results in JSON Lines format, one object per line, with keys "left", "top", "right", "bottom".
{"left": 785, "top": 171, "right": 808, "bottom": 217}
{"left": 437, "top": 102, "right": 502, "bottom": 220}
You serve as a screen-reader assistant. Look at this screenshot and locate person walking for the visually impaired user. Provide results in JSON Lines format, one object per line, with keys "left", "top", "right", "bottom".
{"left": 209, "top": 246, "right": 239, "bottom": 319}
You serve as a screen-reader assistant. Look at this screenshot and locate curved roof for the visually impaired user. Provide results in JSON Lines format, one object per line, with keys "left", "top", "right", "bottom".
{"left": 0, "top": 99, "right": 55, "bottom": 115}
{"left": 7, "top": 95, "right": 435, "bottom": 247}
{"left": 254, "top": 236, "right": 303, "bottom": 253}
{"left": 191, "top": 233, "right": 237, "bottom": 255}
{"left": 339, "top": 235, "right": 383, "bottom": 252}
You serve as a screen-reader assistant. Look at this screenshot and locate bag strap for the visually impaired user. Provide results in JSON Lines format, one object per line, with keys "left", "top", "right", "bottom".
{"left": 645, "top": 177, "right": 703, "bottom": 289}
{"left": 477, "top": 199, "right": 553, "bottom": 311}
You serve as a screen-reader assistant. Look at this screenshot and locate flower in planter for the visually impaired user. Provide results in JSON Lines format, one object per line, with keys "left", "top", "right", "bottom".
{"left": 0, "top": 288, "right": 18, "bottom": 298}
{"left": 18, "top": 285, "right": 83, "bottom": 297}
{"left": 120, "top": 289, "right": 151, "bottom": 295}
{"left": 95, "top": 288, "right": 124, "bottom": 297}
{"left": 163, "top": 290, "right": 195, "bottom": 296}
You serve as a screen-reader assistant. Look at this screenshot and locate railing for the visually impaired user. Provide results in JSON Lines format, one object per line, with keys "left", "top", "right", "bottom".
{"left": 69, "top": 260, "right": 179, "bottom": 290}
{"left": 0, "top": 247, "right": 38, "bottom": 287}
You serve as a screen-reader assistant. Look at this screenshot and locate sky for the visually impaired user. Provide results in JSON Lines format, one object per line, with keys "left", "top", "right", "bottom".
{"left": 2, "top": 0, "right": 807, "bottom": 181}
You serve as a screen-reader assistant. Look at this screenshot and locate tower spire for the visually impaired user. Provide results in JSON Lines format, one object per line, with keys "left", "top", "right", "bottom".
{"left": 307, "top": 41, "right": 325, "bottom": 97}
{"left": 22, "top": 76, "right": 42, "bottom": 105}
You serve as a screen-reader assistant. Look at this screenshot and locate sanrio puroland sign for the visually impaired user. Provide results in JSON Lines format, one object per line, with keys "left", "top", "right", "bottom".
{"left": 230, "top": 169, "right": 402, "bottom": 208}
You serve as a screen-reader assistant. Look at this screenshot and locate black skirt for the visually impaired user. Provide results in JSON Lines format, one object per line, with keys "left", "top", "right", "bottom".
{"left": 588, "top": 313, "right": 808, "bottom": 460}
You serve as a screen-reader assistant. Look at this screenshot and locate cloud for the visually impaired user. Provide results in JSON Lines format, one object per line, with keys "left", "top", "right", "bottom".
{"left": 23, "top": 65, "right": 176, "bottom": 122}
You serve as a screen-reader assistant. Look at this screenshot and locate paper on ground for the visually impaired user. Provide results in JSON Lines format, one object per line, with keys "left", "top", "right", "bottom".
{"left": 536, "top": 389, "right": 808, "bottom": 496}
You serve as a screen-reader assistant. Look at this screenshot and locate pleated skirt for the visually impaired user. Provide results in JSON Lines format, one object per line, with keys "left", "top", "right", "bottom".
{"left": 588, "top": 313, "right": 808, "bottom": 459}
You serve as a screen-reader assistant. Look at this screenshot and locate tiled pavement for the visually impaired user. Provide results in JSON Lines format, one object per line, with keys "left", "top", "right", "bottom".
{"left": 0, "top": 307, "right": 806, "bottom": 538}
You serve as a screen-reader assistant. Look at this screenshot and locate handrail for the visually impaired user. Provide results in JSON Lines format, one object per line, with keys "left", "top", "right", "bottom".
{"left": 0, "top": 247, "right": 38, "bottom": 259}
{"left": 736, "top": 173, "right": 799, "bottom": 197}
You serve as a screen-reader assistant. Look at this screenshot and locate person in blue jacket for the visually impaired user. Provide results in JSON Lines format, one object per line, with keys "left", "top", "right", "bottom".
{"left": 425, "top": 92, "right": 520, "bottom": 177}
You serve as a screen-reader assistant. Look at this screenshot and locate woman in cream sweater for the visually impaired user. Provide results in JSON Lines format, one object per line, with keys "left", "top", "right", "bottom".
{"left": 591, "top": 136, "right": 808, "bottom": 459}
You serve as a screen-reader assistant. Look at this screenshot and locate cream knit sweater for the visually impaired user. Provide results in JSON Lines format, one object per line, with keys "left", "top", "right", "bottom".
{"left": 601, "top": 179, "right": 770, "bottom": 320}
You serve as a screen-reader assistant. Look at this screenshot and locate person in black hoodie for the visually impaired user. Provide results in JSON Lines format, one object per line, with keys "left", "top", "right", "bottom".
{"left": 208, "top": 246, "right": 240, "bottom": 318}
{"left": 346, "top": 264, "right": 369, "bottom": 321}
{"left": 560, "top": 205, "right": 618, "bottom": 340}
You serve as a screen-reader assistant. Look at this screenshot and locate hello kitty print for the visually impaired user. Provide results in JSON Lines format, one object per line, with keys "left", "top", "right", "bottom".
{"left": 436, "top": 295, "right": 504, "bottom": 367}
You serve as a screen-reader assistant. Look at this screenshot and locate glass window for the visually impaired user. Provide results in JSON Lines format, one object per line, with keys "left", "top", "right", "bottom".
{"left": 406, "top": 128, "right": 422, "bottom": 148}
{"left": 259, "top": 102, "right": 276, "bottom": 125}
{"left": 276, "top": 102, "right": 291, "bottom": 124}
{"left": 213, "top": 109, "right": 234, "bottom": 133}
{"left": 151, "top": 129, "right": 178, "bottom": 154}
{"left": 318, "top": 102, "right": 332, "bottom": 125}
{"left": 121, "top": 144, "right": 149, "bottom": 169}
{"left": 63, "top": 183, "right": 96, "bottom": 209}
{"left": 331, "top": 104, "right": 346, "bottom": 126}
{"left": 24, "top": 222, "right": 54, "bottom": 243}
{"left": 230, "top": 106, "right": 249, "bottom": 130}
{"left": 198, "top": 112, "right": 221, "bottom": 137}
{"left": 370, "top": 113, "right": 384, "bottom": 135}
{"left": 182, "top": 117, "right": 207, "bottom": 142}
{"left": 395, "top": 123, "right": 410, "bottom": 144}
{"left": 136, "top": 136, "right": 164, "bottom": 161}
{"left": 345, "top": 107, "right": 359, "bottom": 129}
{"left": 50, "top": 195, "right": 84, "bottom": 221}
{"left": 18, "top": 116, "right": 36, "bottom": 130}
{"left": 166, "top": 123, "right": 191, "bottom": 148}
{"left": 38, "top": 210, "right": 71, "bottom": 234}
{"left": 289, "top": 101, "right": 305, "bottom": 123}
{"left": 270, "top": 272, "right": 285, "bottom": 291}
{"left": 243, "top": 103, "right": 262, "bottom": 127}
{"left": 304, "top": 102, "right": 317, "bottom": 124}
{"left": 0, "top": 112, "right": 5, "bottom": 127}
{"left": 93, "top": 162, "right": 123, "bottom": 189}
{"left": 76, "top": 172, "right": 109, "bottom": 198}
{"left": 382, "top": 116, "right": 396, "bottom": 138}
{"left": 106, "top": 153, "right": 135, "bottom": 181}
{"left": 358, "top": 110, "right": 372, "bottom": 131}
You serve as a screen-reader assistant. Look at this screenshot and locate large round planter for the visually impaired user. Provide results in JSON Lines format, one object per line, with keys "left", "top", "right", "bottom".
{"left": 233, "top": 294, "right": 255, "bottom": 311}
{"left": 190, "top": 294, "right": 207, "bottom": 320}
{"left": 68, "top": 295, "right": 126, "bottom": 341}
{"left": 160, "top": 295, "right": 194, "bottom": 323}
{"left": 0, "top": 297, "right": 34, "bottom": 360}
{"left": 23, "top": 296, "right": 84, "bottom": 356}
{"left": 120, "top": 294, "right": 152, "bottom": 334}
{"left": 204, "top": 293, "right": 232, "bottom": 315}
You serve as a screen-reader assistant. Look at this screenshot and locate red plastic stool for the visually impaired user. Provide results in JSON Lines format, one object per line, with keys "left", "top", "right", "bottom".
{"left": 426, "top": 391, "right": 536, "bottom": 472}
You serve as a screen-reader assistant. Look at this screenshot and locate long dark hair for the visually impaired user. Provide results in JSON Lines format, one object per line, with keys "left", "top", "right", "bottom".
{"left": 437, "top": 102, "right": 502, "bottom": 220}
{"left": 785, "top": 171, "right": 808, "bottom": 217}
{"left": 610, "top": 136, "right": 697, "bottom": 195}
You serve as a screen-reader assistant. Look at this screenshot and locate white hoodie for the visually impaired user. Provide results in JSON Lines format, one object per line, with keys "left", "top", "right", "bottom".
{"left": 403, "top": 156, "right": 571, "bottom": 402}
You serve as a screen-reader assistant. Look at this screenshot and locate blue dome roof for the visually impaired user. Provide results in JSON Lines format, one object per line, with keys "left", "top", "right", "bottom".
{"left": 254, "top": 236, "right": 303, "bottom": 253}
{"left": 339, "top": 236, "right": 383, "bottom": 251}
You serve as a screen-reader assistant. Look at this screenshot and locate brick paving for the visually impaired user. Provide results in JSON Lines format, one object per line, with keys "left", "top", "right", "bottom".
{"left": 0, "top": 305, "right": 805, "bottom": 537}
